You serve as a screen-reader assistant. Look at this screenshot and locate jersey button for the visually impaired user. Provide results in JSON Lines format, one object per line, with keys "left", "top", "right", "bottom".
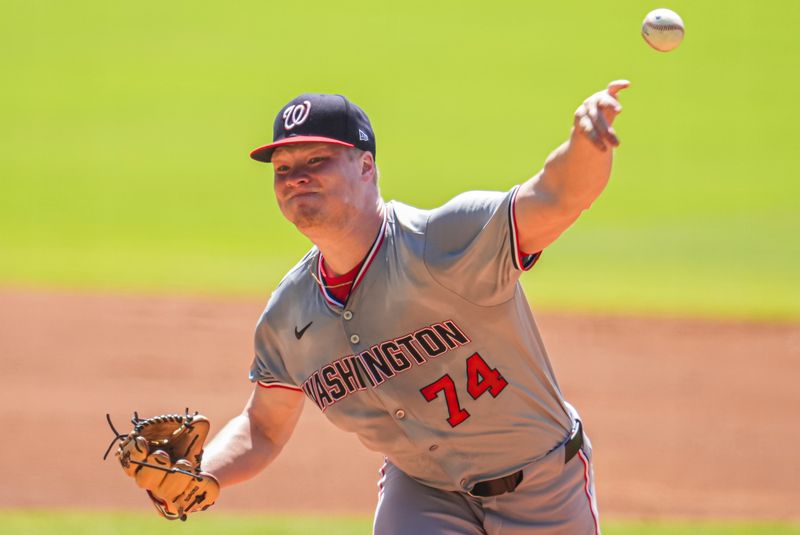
{"left": 350, "top": 334, "right": 360, "bottom": 344}
{"left": 343, "top": 310, "right": 353, "bottom": 320}
{"left": 394, "top": 409, "right": 406, "bottom": 420}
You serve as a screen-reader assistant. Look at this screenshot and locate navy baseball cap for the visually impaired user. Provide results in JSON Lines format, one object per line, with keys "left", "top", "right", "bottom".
{"left": 250, "top": 93, "right": 376, "bottom": 163}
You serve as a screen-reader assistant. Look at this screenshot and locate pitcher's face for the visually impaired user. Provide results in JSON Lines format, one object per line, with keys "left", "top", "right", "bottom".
{"left": 272, "top": 143, "right": 368, "bottom": 232}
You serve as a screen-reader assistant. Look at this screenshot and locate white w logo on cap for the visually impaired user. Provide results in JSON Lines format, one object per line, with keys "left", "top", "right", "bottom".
{"left": 283, "top": 101, "right": 311, "bottom": 130}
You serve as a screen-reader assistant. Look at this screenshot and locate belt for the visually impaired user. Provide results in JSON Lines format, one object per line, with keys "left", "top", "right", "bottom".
{"left": 467, "top": 421, "right": 584, "bottom": 498}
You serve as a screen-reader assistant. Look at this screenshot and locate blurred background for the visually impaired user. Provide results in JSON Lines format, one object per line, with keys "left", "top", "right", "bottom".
{"left": 2, "top": 0, "right": 797, "bottom": 320}
{"left": 1, "top": 0, "right": 799, "bottom": 532}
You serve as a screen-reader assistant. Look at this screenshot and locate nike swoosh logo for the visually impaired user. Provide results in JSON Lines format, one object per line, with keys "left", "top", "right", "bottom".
{"left": 294, "top": 321, "right": 313, "bottom": 340}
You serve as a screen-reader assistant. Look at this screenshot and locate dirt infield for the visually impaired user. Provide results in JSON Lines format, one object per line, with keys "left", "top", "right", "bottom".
{"left": 0, "top": 288, "right": 797, "bottom": 519}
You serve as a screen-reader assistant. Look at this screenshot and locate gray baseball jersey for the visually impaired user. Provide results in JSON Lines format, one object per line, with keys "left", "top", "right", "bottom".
{"left": 250, "top": 185, "right": 575, "bottom": 492}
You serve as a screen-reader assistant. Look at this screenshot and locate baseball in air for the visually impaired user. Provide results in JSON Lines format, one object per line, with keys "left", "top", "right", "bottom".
{"left": 641, "top": 8, "right": 685, "bottom": 52}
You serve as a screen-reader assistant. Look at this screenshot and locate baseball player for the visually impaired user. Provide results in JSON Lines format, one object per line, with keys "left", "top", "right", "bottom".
{"left": 201, "top": 82, "right": 630, "bottom": 534}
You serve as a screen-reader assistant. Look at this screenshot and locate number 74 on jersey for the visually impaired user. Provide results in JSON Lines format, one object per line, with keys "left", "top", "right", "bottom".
{"left": 420, "top": 352, "right": 508, "bottom": 427}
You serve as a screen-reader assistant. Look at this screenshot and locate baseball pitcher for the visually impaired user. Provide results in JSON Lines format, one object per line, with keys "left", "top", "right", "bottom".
{"left": 114, "top": 82, "right": 629, "bottom": 533}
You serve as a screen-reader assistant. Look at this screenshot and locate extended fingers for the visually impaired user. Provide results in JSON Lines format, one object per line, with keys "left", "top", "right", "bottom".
{"left": 575, "top": 104, "right": 606, "bottom": 151}
{"left": 603, "top": 80, "right": 629, "bottom": 123}
{"left": 589, "top": 99, "right": 620, "bottom": 148}
{"left": 576, "top": 100, "right": 617, "bottom": 151}
{"left": 607, "top": 79, "right": 631, "bottom": 98}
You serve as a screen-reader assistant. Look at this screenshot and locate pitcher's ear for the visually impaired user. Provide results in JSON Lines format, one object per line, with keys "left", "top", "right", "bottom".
{"left": 361, "top": 151, "right": 376, "bottom": 180}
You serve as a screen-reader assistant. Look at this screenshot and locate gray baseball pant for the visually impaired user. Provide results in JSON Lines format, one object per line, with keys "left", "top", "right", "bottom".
{"left": 373, "top": 431, "right": 600, "bottom": 534}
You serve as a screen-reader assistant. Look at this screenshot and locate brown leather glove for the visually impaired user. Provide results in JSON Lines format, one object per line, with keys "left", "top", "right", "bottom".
{"left": 106, "top": 410, "right": 220, "bottom": 521}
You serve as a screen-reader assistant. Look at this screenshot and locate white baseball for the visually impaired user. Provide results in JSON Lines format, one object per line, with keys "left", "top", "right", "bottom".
{"left": 641, "top": 8, "right": 685, "bottom": 52}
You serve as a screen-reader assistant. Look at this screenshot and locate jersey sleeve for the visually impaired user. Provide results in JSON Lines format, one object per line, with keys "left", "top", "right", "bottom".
{"left": 249, "top": 309, "right": 301, "bottom": 391}
{"left": 423, "top": 185, "right": 540, "bottom": 306}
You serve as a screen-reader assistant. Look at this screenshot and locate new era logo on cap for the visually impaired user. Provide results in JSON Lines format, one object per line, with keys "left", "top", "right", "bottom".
{"left": 250, "top": 94, "right": 376, "bottom": 163}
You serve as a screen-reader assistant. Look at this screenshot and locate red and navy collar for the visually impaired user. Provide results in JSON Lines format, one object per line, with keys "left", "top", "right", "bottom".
{"left": 316, "top": 207, "right": 388, "bottom": 308}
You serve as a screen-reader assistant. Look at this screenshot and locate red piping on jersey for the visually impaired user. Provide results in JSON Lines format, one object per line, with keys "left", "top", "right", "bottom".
{"left": 316, "top": 208, "right": 388, "bottom": 308}
{"left": 257, "top": 382, "right": 303, "bottom": 392}
{"left": 378, "top": 458, "right": 388, "bottom": 498}
{"left": 510, "top": 186, "right": 541, "bottom": 271}
{"left": 578, "top": 450, "right": 601, "bottom": 535}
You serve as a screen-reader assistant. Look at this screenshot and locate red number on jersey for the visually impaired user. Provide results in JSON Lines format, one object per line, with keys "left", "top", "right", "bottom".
{"left": 466, "top": 352, "right": 508, "bottom": 399}
{"left": 419, "top": 353, "right": 508, "bottom": 427}
{"left": 420, "top": 374, "right": 470, "bottom": 427}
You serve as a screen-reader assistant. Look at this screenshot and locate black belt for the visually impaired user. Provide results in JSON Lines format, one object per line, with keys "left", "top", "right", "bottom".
{"left": 468, "top": 421, "right": 584, "bottom": 498}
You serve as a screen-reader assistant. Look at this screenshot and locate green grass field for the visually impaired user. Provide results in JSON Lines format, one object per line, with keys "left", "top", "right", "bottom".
{"left": 3, "top": 511, "right": 800, "bottom": 535}
{"left": 2, "top": 0, "right": 798, "bottom": 320}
